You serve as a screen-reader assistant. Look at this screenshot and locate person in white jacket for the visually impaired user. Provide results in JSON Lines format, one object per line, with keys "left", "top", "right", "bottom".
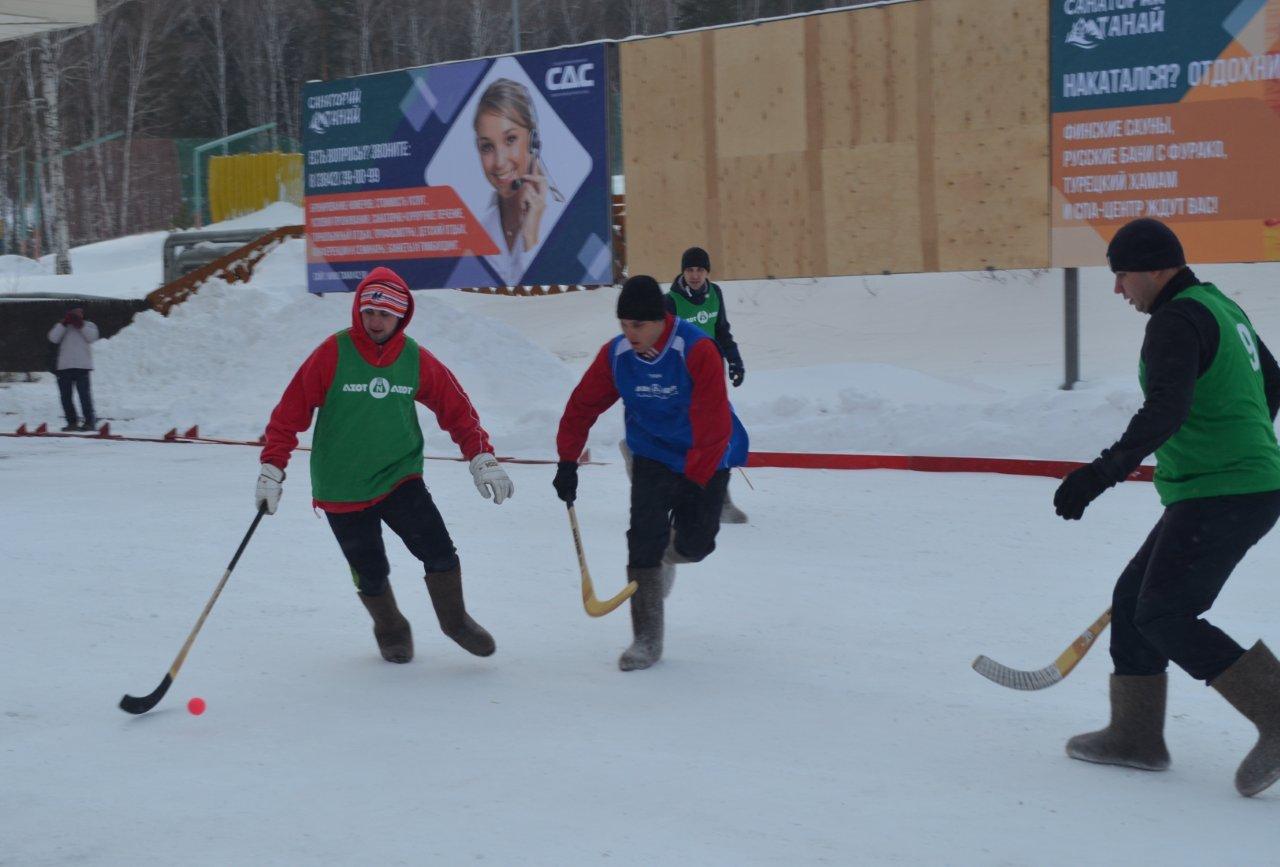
{"left": 47, "top": 305, "right": 99, "bottom": 431}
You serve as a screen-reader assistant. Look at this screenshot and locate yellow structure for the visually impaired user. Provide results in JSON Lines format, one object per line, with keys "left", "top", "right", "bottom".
{"left": 208, "top": 152, "right": 303, "bottom": 223}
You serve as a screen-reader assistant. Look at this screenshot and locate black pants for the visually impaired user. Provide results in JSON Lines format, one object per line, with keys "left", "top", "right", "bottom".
{"left": 325, "top": 478, "right": 458, "bottom": 596}
{"left": 56, "top": 369, "right": 94, "bottom": 426}
{"left": 1111, "top": 489, "right": 1280, "bottom": 682}
{"left": 628, "top": 455, "right": 730, "bottom": 568}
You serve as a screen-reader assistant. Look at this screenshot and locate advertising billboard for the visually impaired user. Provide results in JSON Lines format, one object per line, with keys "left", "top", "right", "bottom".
{"left": 303, "top": 43, "right": 613, "bottom": 292}
{"left": 1052, "top": 0, "right": 1280, "bottom": 266}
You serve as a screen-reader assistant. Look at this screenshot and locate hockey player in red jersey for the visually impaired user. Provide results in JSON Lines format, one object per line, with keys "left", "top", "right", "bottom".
{"left": 256, "top": 266, "right": 513, "bottom": 664}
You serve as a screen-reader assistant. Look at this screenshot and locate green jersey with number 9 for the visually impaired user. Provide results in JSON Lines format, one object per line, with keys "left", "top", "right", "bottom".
{"left": 1140, "top": 282, "right": 1280, "bottom": 505}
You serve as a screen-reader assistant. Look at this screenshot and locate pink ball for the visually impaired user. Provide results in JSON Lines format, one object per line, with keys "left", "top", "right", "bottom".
{"left": 187, "top": 697, "right": 206, "bottom": 716}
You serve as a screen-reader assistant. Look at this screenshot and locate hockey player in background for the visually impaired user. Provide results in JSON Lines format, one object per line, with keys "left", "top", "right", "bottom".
{"left": 553, "top": 275, "right": 748, "bottom": 671}
{"left": 1053, "top": 218, "right": 1280, "bottom": 796}
{"left": 255, "top": 267, "right": 514, "bottom": 664}
{"left": 666, "top": 246, "right": 749, "bottom": 524}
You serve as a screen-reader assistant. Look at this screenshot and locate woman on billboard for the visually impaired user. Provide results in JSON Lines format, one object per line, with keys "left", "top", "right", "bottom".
{"left": 472, "top": 78, "right": 565, "bottom": 286}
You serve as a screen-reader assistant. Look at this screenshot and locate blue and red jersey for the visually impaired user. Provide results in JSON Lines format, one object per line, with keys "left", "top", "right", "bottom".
{"left": 557, "top": 315, "right": 748, "bottom": 485}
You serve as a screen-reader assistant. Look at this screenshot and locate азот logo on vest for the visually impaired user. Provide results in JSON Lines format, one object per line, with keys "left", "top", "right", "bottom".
{"left": 342, "top": 377, "right": 414, "bottom": 398}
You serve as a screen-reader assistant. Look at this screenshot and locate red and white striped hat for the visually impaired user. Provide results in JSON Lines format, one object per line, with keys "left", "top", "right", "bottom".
{"left": 358, "top": 280, "right": 410, "bottom": 318}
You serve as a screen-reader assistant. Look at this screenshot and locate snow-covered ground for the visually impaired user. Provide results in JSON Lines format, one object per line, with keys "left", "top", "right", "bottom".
{"left": 3, "top": 208, "right": 1280, "bottom": 863}
{"left": 3, "top": 438, "right": 1278, "bottom": 865}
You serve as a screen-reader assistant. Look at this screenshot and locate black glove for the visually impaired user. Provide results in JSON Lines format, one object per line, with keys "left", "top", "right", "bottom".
{"left": 728, "top": 359, "right": 745, "bottom": 387}
{"left": 552, "top": 461, "right": 579, "bottom": 504}
{"left": 1053, "top": 464, "right": 1111, "bottom": 520}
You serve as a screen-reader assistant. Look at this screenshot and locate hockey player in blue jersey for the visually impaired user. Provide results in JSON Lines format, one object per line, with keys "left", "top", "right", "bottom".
{"left": 553, "top": 275, "right": 749, "bottom": 670}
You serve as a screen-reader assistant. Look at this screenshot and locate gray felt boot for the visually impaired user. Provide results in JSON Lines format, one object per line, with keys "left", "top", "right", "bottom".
{"left": 1066, "top": 674, "right": 1171, "bottom": 771}
{"left": 720, "top": 485, "right": 748, "bottom": 524}
{"left": 658, "top": 538, "right": 689, "bottom": 599}
{"left": 619, "top": 566, "right": 664, "bottom": 671}
{"left": 1211, "top": 641, "right": 1280, "bottom": 797}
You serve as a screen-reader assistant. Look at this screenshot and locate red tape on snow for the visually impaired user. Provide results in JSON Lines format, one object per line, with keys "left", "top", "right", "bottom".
{"left": 4, "top": 424, "right": 1154, "bottom": 481}
{"left": 747, "top": 451, "right": 1154, "bottom": 482}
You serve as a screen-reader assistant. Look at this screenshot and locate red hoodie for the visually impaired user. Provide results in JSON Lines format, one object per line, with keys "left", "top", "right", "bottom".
{"left": 260, "top": 267, "right": 493, "bottom": 512}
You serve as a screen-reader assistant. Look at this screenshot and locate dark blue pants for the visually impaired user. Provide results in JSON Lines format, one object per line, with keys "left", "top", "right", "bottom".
{"left": 56, "top": 369, "right": 94, "bottom": 426}
{"left": 627, "top": 455, "right": 729, "bottom": 569}
{"left": 325, "top": 478, "right": 458, "bottom": 596}
{"left": 1111, "top": 489, "right": 1280, "bottom": 682}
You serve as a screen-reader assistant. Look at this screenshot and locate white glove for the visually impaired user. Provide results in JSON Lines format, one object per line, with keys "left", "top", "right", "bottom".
{"left": 255, "top": 463, "right": 285, "bottom": 515}
{"left": 469, "top": 453, "right": 513, "bottom": 505}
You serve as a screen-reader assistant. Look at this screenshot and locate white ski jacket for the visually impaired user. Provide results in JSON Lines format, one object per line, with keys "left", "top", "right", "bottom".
{"left": 48, "top": 321, "right": 99, "bottom": 370}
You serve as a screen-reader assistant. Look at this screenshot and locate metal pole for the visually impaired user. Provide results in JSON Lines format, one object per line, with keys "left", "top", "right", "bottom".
{"left": 62, "top": 130, "right": 124, "bottom": 157}
{"left": 512, "top": 0, "right": 520, "bottom": 52}
{"left": 1062, "top": 266, "right": 1080, "bottom": 390}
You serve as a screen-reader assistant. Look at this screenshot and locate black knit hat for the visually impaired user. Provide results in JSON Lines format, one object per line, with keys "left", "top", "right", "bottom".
{"left": 1106, "top": 219, "right": 1186, "bottom": 273}
{"left": 616, "top": 275, "right": 665, "bottom": 321}
{"left": 680, "top": 246, "right": 711, "bottom": 272}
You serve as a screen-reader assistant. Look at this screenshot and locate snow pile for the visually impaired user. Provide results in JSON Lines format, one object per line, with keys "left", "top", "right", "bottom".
{"left": 0, "top": 231, "right": 169, "bottom": 300}
{"left": 0, "top": 200, "right": 304, "bottom": 301}
{"left": 9, "top": 238, "right": 585, "bottom": 455}
{"left": 0, "top": 254, "right": 48, "bottom": 277}
{"left": 200, "top": 200, "right": 304, "bottom": 231}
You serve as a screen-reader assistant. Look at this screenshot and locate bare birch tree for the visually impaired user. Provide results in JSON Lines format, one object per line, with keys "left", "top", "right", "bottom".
{"left": 399, "top": 0, "right": 437, "bottom": 68}
{"left": 0, "top": 54, "right": 18, "bottom": 256}
{"left": 558, "top": 0, "right": 592, "bottom": 43}
{"left": 354, "top": 0, "right": 388, "bottom": 76}
{"left": 256, "top": 0, "right": 314, "bottom": 148}
{"left": 117, "top": 0, "right": 177, "bottom": 232}
{"left": 467, "top": 0, "right": 488, "bottom": 58}
{"left": 36, "top": 34, "right": 72, "bottom": 274}
{"left": 193, "top": 0, "right": 233, "bottom": 143}
{"left": 84, "top": 3, "right": 125, "bottom": 239}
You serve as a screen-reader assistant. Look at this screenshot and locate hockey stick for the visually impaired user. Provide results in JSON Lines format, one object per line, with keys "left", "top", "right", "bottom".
{"left": 119, "top": 506, "right": 266, "bottom": 714}
{"left": 972, "top": 607, "right": 1112, "bottom": 691}
{"left": 566, "top": 503, "right": 637, "bottom": 617}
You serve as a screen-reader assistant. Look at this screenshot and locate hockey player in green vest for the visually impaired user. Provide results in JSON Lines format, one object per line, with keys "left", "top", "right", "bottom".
{"left": 1053, "top": 218, "right": 1280, "bottom": 797}
{"left": 255, "top": 267, "right": 514, "bottom": 665}
{"left": 664, "top": 246, "right": 748, "bottom": 524}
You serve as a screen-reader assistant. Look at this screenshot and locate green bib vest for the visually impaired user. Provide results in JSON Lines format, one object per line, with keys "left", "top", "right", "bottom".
{"left": 310, "top": 331, "right": 424, "bottom": 503}
{"left": 1140, "top": 283, "right": 1280, "bottom": 505}
{"left": 670, "top": 283, "right": 721, "bottom": 337}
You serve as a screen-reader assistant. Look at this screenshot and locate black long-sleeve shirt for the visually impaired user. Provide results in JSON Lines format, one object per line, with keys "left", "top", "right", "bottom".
{"left": 1093, "top": 267, "right": 1280, "bottom": 484}
{"left": 664, "top": 276, "right": 742, "bottom": 366}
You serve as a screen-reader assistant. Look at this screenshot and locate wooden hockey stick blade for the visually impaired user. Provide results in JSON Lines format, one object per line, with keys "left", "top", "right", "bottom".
{"left": 583, "top": 579, "right": 638, "bottom": 616}
{"left": 972, "top": 608, "right": 1113, "bottom": 691}
{"left": 567, "top": 503, "right": 637, "bottom": 617}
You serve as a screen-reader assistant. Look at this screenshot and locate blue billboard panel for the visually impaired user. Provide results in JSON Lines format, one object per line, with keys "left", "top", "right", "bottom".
{"left": 303, "top": 43, "right": 612, "bottom": 291}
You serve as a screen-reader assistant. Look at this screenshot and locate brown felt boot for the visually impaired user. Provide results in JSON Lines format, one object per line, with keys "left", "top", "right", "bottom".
{"left": 1066, "top": 674, "right": 1171, "bottom": 771}
{"left": 358, "top": 586, "right": 413, "bottom": 663}
{"left": 424, "top": 567, "right": 495, "bottom": 657}
{"left": 1211, "top": 641, "right": 1280, "bottom": 797}
{"left": 619, "top": 566, "right": 664, "bottom": 671}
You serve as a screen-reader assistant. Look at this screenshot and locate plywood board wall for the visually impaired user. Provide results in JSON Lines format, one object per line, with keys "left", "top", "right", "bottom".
{"left": 620, "top": 0, "right": 1049, "bottom": 280}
